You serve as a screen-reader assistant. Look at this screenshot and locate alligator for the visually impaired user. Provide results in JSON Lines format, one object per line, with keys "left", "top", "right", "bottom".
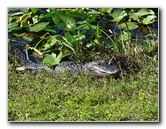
{"left": 13, "top": 48, "right": 120, "bottom": 77}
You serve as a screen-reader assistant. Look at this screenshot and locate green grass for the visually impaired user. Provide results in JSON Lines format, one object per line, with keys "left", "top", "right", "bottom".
{"left": 8, "top": 57, "right": 158, "bottom": 122}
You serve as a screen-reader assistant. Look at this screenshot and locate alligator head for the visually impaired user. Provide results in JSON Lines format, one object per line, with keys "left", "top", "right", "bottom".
{"left": 83, "top": 60, "right": 119, "bottom": 77}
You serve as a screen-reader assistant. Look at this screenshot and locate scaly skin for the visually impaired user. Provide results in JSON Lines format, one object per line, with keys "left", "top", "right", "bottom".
{"left": 13, "top": 49, "right": 119, "bottom": 77}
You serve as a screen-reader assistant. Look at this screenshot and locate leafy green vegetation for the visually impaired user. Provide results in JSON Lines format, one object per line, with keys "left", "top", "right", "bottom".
{"left": 8, "top": 8, "right": 158, "bottom": 65}
{"left": 8, "top": 8, "right": 158, "bottom": 121}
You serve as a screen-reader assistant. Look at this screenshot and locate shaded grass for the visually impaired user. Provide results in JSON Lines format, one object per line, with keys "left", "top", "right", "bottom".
{"left": 8, "top": 59, "right": 158, "bottom": 121}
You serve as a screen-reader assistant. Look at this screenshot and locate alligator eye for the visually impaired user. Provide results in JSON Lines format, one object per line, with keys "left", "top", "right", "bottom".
{"left": 97, "top": 63, "right": 103, "bottom": 66}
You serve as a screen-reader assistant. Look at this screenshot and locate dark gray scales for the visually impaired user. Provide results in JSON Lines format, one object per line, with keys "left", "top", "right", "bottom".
{"left": 14, "top": 48, "right": 120, "bottom": 77}
{"left": 54, "top": 61, "right": 84, "bottom": 75}
{"left": 55, "top": 60, "right": 119, "bottom": 76}
{"left": 25, "top": 60, "right": 52, "bottom": 71}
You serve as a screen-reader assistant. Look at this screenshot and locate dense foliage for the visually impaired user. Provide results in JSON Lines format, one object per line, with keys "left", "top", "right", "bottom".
{"left": 8, "top": 8, "right": 158, "bottom": 66}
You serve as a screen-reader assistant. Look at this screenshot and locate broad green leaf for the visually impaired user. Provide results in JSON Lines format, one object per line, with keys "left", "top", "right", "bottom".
{"left": 39, "top": 12, "right": 52, "bottom": 20}
{"left": 50, "top": 37, "right": 57, "bottom": 46}
{"left": 12, "top": 33, "right": 26, "bottom": 37}
{"left": 109, "top": 9, "right": 127, "bottom": 22}
{"left": 52, "top": 9, "right": 64, "bottom": 24}
{"left": 43, "top": 44, "right": 51, "bottom": 50}
{"left": 43, "top": 54, "right": 55, "bottom": 66}
{"left": 136, "top": 8, "right": 155, "bottom": 16}
{"left": 66, "top": 18, "right": 76, "bottom": 29}
{"left": 52, "top": 9, "right": 76, "bottom": 30}
{"left": 118, "top": 22, "right": 138, "bottom": 30}
{"left": 70, "top": 8, "right": 87, "bottom": 18}
{"left": 129, "top": 11, "right": 139, "bottom": 21}
{"left": 31, "top": 8, "right": 38, "bottom": 14}
{"left": 29, "top": 22, "right": 49, "bottom": 32}
{"left": 129, "top": 8, "right": 157, "bottom": 24}
{"left": 101, "top": 8, "right": 113, "bottom": 13}
{"left": 142, "top": 15, "right": 157, "bottom": 24}
{"left": 43, "top": 51, "right": 63, "bottom": 66}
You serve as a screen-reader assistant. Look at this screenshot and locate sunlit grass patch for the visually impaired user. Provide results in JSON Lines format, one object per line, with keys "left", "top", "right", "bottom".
{"left": 8, "top": 60, "right": 158, "bottom": 121}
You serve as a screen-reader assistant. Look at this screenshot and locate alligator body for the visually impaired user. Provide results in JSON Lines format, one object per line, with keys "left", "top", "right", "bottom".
{"left": 13, "top": 49, "right": 119, "bottom": 77}
{"left": 55, "top": 60, "right": 119, "bottom": 77}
